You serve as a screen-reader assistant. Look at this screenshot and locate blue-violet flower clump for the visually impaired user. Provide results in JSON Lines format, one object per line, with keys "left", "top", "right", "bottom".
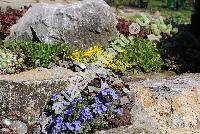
{"left": 45, "top": 87, "right": 123, "bottom": 134}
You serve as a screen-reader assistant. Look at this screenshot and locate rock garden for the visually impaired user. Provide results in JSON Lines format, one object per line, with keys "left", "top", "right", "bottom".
{"left": 0, "top": 0, "right": 199, "bottom": 134}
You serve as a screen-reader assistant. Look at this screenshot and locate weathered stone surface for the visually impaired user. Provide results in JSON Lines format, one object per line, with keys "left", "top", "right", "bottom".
{"left": 7, "top": 0, "right": 117, "bottom": 48}
{"left": 10, "top": 120, "right": 27, "bottom": 133}
{"left": 0, "top": 64, "right": 112, "bottom": 123}
{"left": 96, "top": 74, "right": 200, "bottom": 134}
{"left": 1, "top": 68, "right": 200, "bottom": 134}
{"left": 129, "top": 74, "right": 200, "bottom": 134}
{"left": 96, "top": 125, "right": 151, "bottom": 134}
{"left": 0, "top": 67, "right": 77, "bottom": 123}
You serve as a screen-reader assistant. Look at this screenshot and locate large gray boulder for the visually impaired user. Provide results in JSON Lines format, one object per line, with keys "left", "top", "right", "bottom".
{"left": 7, "top": 0, "right": 117, "bottom": 48}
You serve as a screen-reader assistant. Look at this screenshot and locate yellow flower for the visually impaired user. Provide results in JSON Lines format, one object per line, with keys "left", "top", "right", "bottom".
{"left": 70, "top": 46, "right": 104, "bottom": 63}
{"left": 70, "top": 46, "right": 130, "bottom": 73}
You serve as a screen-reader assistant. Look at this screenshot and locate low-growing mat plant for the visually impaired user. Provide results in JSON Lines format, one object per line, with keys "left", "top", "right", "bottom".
{"left": 45, "top": 82, "right": 123, "bottom": 134}
{"left": 0, "top": 48, "right": 25, "bottom": 74}
{"left": 70, "top": 35, "right": 163, "bottom": 74}
{"left": 109, "top": 36, "right": 164, "bottom": 74}
{"left": 2, "top": 41, "right": 72, "bottom": 68}
{"left": 70, "top": 46, "right": 130, "bottom": 73}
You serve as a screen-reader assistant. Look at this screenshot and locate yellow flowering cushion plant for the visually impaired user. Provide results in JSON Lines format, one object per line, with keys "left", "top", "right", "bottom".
{"left": 70, "top": 46, "right": 130, "bottom": 73}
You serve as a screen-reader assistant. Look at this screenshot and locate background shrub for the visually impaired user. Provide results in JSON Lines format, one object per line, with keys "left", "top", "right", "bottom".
{"left": 159, "top": 31, "right": 200, "bottom": 73}
{"left": 191, "top": 0, "right": 200, "bottom": 38}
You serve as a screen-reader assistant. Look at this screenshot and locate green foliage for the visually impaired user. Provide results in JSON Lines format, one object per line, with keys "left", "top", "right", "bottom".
{"left": 110, "top": 36, "right": 164, "bottom": 74}
{"left": 0, "top": 49, "right": 24, "bottom": 73}
{"left": 136, "top": 14, "right": 178, "bottom": 38}
{"left": 148, "top": 0, "right": 192, "bottom": 23}
{"left": 149, "top": 16, "right": 178, "bottom": 37}
{"left": 122, "top": 14, "right": 178, "bottom": 40}
{"left": 105, "top": 0, "right": 129, "bottom": 6}
{"left": 167, "top": 12, "right": 191, "bottom": 25}
{"left": 3, "top": 42, "right": 71, "bottom": 68}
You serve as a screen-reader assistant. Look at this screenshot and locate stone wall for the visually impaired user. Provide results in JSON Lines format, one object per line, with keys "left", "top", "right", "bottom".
{"left": 0, "top": 67, "right": 77, "bottom": 123}
{"left": 98, "top": 74, "right": 200, "bottom": 133}
{"left": 1, "top": 69, "right": 200, "bottom": 133}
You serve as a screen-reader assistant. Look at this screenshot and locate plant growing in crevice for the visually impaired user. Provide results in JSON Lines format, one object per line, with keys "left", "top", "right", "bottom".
{"left": 44, "top": 84, "right": 124, "bottom": 134}
{"left": 70, "top": 46, "right": 130, "bottom": 73}
{"left": 3, "top": 42, "right": 72, "bottom": 69}
{"left": 0, "top": 49, "right": 25, "bottom": 74}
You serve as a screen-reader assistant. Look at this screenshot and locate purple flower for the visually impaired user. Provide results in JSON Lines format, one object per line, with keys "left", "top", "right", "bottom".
{"left": 100, "top": 89, "right": 108, "bottom": 96}
{"left": 94, "top": 96, "right": 99, "bottom": 101}
{"left": 61, "top": 123, "right": 67, "bottom": 131}
{"left": 64, "top": 122, "right": 74, "bottom": 131}
{"left": 77, "top": 96, "right": 83, "bottom": 103}
{"left": 54, "top": 123, "right": 62, "bottom": 130}
{"left": 110, "top": 92, "right": 118, "bottom": 100}
{"left": 61, "top": 100, "right": 68, "bottom": 106}
{"left": 64, "top": 88, "right": 72, "bottom": 94}
{"left": 79, "top": 107, "right": 93, "bottom": 121}
{"left": 95, "top": 95, "right": 107, "bottom": 104}
{"left": 54, "top": 116, "right": 63, "bottom": 129}
{"left": 62, "top": 121, "right": 82, "bottom": 132}
{"left": 92, "top": 103, "right": 108, "bottom": 114}
{"left": 68, "top": 96, "right": 83, "bottom": 106}
{"left": 48, "top": 115, "right": 57, "bottom": 126}
{"left": 62, "top": 109, "right": 74, "bottom": 116}
{"left": 56, "top": 116, "right": 63, "bottom": 123}
{"left": 72, "top": 121, "right": 82, "bottom": 132}
{"left": 52, "top": 103, "right": 62, "bottom": 112}
{"left": 99, "top": 89, "right": 119, "bottom": 100}
{"left": 51, "top": 94, "right": 60, "bottom": 101}
{"left": 113, "top": 108, "right": 123, "bottom": 116}
{"left": 47, "top": 116, "right": 63, "bottom": 133}
{"left": 68, "top": 98, "right": 77, "bottom": 106}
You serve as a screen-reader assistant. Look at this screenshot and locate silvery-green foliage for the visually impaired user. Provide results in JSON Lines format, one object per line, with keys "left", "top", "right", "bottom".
{"left": 61, "top": 63, "right": 112, "bottom": 104}
{"left": 135, "top": 13, "right": 150, "bottom": 27}
{"left": 135, "top": 14, "right": 178, "bottom": 40}
{"left": 0, "top": 49, "right": 24, "bottom": 73}
{"left": 91, "top": 34, "right": 129, "bottom": 67}
{"left": 150, "top": 23, "right": 161, "bottom": 36}
{"left": 52, "top": 95, "right": 67, "bottom": 114}
{"left": 150, "top": 16, "right": 178, "bottom": 37}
